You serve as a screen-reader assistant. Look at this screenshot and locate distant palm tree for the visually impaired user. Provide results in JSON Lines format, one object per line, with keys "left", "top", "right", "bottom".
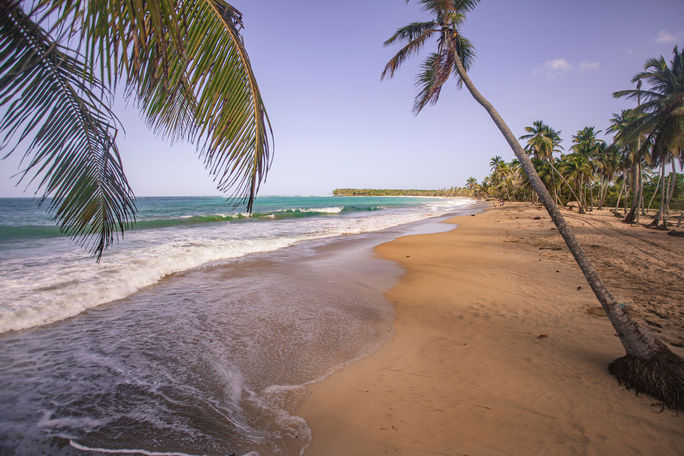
{"left": 383, "top": 0, "right": 682, "bottom": 408}
{"left": 0, "top": 0, "right": 272, "bottom": 259}
{"left": 520, "top": 121, "right": 562, "bottom": 161}
{"left": 519, "top": 120, "right": 581, "bottom": 208}
{"left": 607, "top": 109, "right": 645, "bottom": 219}
{"left": 559, "top": 152, "right": 592, "bottom": 212}
{"left": 595, "top": 143, "right": 621, "bottom": 210}
{"left": 615, "top": 47, "right": 684, "bottom": 229}
{"left": 489, "top": 155, "right": 504, "bottom": 171}
{"left": 571, "top": 127, "right": 603, "bottom": 211}
{"left": 466, "top": 176, "right": 478, "bottom": 190}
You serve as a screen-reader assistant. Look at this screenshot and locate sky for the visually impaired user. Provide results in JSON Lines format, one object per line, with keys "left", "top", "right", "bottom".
{"left": 1, "top": 0, "right": 683, "bottom": 197}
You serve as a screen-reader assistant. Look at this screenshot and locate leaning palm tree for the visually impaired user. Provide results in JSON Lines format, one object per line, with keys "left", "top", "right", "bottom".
{"left": 383, "top": 0, "right": 683, "bottom": 409}
{"left": 0, "top": 0, "right": 272, "bottom": 259}
{"left": 615, "top": 47, "right": 684, "bottom": 230}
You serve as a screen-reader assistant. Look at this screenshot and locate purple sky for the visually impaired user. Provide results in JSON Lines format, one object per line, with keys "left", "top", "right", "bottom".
{"left": 1, "top": 0, "right": 683, "bottom": 197}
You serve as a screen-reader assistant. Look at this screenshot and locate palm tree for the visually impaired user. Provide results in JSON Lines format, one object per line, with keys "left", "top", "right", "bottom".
{"left": 559, "top": 152, "right": 593, "bottom": 211}
{"left": 595, "top": 143, "right": 620, "bottom": 210}
{"left": 465, "top": 176, "right": 479, "bottom": 196}
{"left": 0, "top": 0, "right": 272, "bottom": 259}
{"left": 570, "top": 127, "right": 604, "bottom": 211}
{"left": 489, "top": 155, "right": 504, "bottom": 172}
{"left": 383, "top": 0, "right": 683, "bottom": 409}
{"left": 519, "top": 120, "right": 582, "bottom": 208}
{"left": 520, "top": 121, "right": 563, "bottom": 162}
{"left": 615, "top": 47, "right": 684, "bottom": 230}
{"left": 607, "top": 109, "right": 650, "bottom": 223}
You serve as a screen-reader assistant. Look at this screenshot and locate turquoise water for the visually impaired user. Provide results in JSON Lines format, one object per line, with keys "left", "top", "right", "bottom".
{"left": 0, "top": 195, "right": 477, "bottom": 456}
{"left": 0, "top": 196, "right": 438, "bottom": 241}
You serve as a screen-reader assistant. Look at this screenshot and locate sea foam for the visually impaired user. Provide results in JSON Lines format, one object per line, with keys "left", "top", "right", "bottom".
{"left": 0, "top": 197, "right": 475, "bottom": 333}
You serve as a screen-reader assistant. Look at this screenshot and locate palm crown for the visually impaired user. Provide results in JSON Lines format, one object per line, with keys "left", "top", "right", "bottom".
{"left": 519, "top": 120, "right": 563, "bottom": 161}
{"left": 382, "top": 0, "right": 479, "bottom": 114}
{"left": 614, "top": 46, "right": 683, "bottom": 163}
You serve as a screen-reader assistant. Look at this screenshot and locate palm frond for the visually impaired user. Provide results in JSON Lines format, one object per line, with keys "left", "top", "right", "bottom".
{"left": 413, "top": 52, "right": 450, "bottom": 113}
{"left": 383, "top": 21, "right": 437, "bottom": 47}
{"left": 382, "top": 27, "right": 436, "bottom": 80}
{"left": 0, "top": 1, "right": 136, "bottom": 260}
{"left": 47, "top": 0, "right": 273, "bottom": 211}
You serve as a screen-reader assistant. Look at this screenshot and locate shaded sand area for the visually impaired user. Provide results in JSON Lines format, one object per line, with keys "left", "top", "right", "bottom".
{"left": 297, "top": 203, "right": 684, "bottom": 455}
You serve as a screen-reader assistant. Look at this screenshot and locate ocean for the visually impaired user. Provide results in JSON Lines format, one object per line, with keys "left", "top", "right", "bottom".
{"left": 0, "top": 195, "right": 477, "bottom": 455}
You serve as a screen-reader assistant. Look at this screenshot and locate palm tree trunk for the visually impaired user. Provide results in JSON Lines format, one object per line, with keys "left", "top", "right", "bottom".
{"left": 650, "top": 162, "right": 670, "bottom": 229}
{"left": 615, "top": 172, "right": 625, "bottom": 213}
{"left": 647, "top": 169, "right": 662, "bottom": 211}
{"left": 447, "top": 40, "right": 666, "bottom": 361}
{"left": 665, "top": 159, "right": 676, "bottom": 215}
{"left": 624, "top": 181, "right": 630, "bottom": 214}
{"left": 640, "top": 170, "right": 646, "bottom": 216}
{"left": 650, "top": 162, "right": 666, "bottom": 227}
{"left": 625, "top": 161, "right": 640, "bottom": 223}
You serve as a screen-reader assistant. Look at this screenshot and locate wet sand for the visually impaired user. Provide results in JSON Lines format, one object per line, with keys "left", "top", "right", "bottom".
{"left": 297, "top": 203, "right": 684, "bottom": 455}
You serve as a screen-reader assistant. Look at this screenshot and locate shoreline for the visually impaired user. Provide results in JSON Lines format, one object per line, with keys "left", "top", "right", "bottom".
{"left": 296, "top": 203, "right": 684, "bottom": 455}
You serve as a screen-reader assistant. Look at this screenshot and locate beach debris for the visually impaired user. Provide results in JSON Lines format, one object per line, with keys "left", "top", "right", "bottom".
{"left": 533, "top": 216, "right": 542, "bottom": 220}
{"left": 577, "top": 286, "right": 582, "bottom": 291}
{"left": 537, "top": 334, "right": 548, "bottom": 339}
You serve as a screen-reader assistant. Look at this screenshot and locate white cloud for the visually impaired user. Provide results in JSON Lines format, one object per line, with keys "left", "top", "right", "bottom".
{"left": 533, "top": 58, "right": 601, "bottom": 79}
{"left": 655, "top": 29, "right": 677, "bottom": 44}
{"left": 533, "top": 58, "right": 572, "bottom": 79}
{"left": 546, "top": 58, "right": 572, "bottom": 71}
{"left": 579, "top": 61, "right": 600, "bottom": 71}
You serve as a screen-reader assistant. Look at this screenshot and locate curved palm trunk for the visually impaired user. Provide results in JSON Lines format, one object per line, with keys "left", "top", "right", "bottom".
{"left": 447, "top": 36, "right": 671, "bottom": 364}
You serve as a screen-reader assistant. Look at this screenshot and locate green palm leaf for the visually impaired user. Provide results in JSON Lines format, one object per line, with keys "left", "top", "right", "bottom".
{"left": 0, "top": 1, "right": 135, "bottom": 260}
{"left": 47, "top": 0, "right": 273, "bottom": 211}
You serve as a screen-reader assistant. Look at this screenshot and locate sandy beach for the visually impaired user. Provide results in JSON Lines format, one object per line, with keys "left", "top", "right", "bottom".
{"left": 297, "top": 203, "right": 684, "bottom": 455}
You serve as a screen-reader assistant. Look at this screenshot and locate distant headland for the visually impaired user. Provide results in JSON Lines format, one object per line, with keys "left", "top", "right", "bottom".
{"left": 332, "top": 188, "right": 470, "bottom": 197}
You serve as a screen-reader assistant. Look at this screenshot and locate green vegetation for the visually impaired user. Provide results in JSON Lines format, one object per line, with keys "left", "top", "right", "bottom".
{"left": 468, "top": 133, "right": 683, "bottom": 214}
{"left": 0, "top": 1, "right": 271, "bottom": 259}
{"left": 385, "top": 0, "right": 683, "bottom": 409}
{"left": 332, "top": 188, "right": 470, "bottom": 197}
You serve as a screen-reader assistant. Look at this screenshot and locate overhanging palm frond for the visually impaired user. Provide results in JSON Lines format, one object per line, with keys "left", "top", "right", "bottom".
{"left": 182, "top": 0, "right": 272, "bottom": 211}
{"left": 48, "top": 0, "right": 273, "bottom": 211}
{"left": 0, "top": 1, "right": 135, "bottom": 260}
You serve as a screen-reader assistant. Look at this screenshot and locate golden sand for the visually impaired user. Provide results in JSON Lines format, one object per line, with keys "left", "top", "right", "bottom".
{"left": 297, "top": 203, "right": 684, "bottom": 455}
